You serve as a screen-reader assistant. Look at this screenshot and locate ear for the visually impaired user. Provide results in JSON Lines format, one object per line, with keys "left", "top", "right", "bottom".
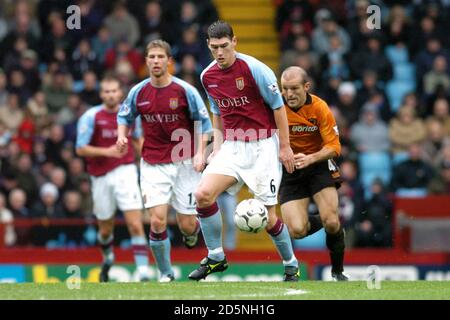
{"left": 304, "top": 81, "right": 311, "bottom": 92}
{"left": 232, "top": 36, "right": 237, "bottom": 46}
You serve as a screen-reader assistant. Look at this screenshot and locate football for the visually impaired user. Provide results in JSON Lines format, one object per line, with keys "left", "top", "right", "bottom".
{"left": 234, "top": 199, "right": 268, "bottom": 233}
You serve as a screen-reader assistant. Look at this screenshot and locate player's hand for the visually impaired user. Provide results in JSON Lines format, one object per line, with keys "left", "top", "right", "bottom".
{"left": 280, "top": 145, "right": 295, "bottom": 173}
{"left": 116, "top": 136, "right": 128, "bottom": 154}
{"left": 193, "top": 152, "right": 206, "bottom": 172}
{"left": 106, "top": 145, "right": 127, "bottom": 158}
{"left": 294, "top": 153, "right": 313, "bottom": 169}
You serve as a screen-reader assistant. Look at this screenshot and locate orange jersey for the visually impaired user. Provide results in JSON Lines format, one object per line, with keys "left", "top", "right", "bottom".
{"left": 286, "top": 93, "right": 341, "bottom": 156}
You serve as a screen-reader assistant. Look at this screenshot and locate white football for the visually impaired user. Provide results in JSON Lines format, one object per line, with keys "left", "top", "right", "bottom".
{"left": 234, "top": 199, "right": 268, "bottom": 233}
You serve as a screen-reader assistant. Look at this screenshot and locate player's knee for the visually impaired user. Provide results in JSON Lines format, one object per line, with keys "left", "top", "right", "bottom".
{"left": 194, "top": 188, "right": 214, "bottom": 207}
{"left": 288, "top": 225, "right": 308, "bottom": 239}
{"left": 180, "top": 218, "right": 197, "bottom": 235}
{"left": 99, "top": 229, "right": 112, "bottom": 240}
{"left": 127, "top": 220, "right": 143, "bottom": 236}
{"left": 322, "top": 216, "right": 340, "bottom": 234}
{"left": 150, "top": 215, "right": 166, "bottom": 232}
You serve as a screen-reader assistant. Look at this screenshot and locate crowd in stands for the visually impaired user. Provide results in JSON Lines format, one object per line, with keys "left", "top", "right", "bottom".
{"left": 0, "top": 0, "right": 449, "bottom": 249}
{"left": 0, "top": 0, "right": 218, "bottom": 247}
{"left": 276, "top": 0, "right": 450, "bottom": 247}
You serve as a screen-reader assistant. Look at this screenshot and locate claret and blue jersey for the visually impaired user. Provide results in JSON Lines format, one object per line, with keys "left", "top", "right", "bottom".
{"left": 117, "top": 76, "right": 212, "bottom": 165}
{"left": 76, "top": 105, "right": 142, "bottom": 177}
{"left": 200, "top": 52, "right": 284, "bottom": 141}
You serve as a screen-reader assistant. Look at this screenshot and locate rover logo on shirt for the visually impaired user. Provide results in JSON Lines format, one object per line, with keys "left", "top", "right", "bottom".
{"left": 236, "top": 77, "right": 245, "bottom": 90}
{"left": 169, "top": 98, "right": 178, "bottom": 110}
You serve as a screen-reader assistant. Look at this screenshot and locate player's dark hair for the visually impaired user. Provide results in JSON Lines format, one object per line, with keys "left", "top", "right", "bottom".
{"left": 146, "top": 39, "right": 172, "bottom": 58}
{"left": 100, "top": 74, "right": 121, "bottom": 91}
{"left": 207, "top": 20, "right": 234, "bottom": 40}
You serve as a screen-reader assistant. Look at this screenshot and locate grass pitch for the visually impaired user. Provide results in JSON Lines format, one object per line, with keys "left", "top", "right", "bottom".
{"left": 0, "top": 281, "right": 449, "bottom": 300}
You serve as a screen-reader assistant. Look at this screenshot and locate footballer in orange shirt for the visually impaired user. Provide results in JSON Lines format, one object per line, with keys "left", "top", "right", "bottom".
{"left": 279, "top": 66, "right": 348, "bottom": 281}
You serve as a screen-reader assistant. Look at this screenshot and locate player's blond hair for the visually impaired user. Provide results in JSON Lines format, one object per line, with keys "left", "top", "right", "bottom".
{"left": 145, "top": 40, "right": 172, "bottom": 58}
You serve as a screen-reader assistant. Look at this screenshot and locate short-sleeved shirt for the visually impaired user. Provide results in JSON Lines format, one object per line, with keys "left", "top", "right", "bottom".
{"left": 286, "top": 93, "right": 341, "bottom": 156}
{"left": 76, "top": 105, "right": 142, "bottom": 177}
{"left": 117, "top": 76, "right": 212, "bottom": 165}
{"left": 200, "top": 52, "right": 284, "bottom": 141}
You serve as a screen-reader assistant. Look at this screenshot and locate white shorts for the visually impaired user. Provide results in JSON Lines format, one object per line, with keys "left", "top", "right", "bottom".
{"left": 140, "top": 158, "right": 201, "bottom": 215}
{"left": 91, "top": 164, "right": 143, "bottom": 220}
{"left": 202, "top": 134, "right": 282, "bottom": 206}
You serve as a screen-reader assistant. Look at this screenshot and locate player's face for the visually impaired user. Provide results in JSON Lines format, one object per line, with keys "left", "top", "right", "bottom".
{"left": 100, "top": 80, "right": 122, "bottom": 108}
{"left": 146, "top": 47, "right": 169, "bottom": 78}
{"left": 281, "top": 76, "right": 310, "bottom": 109}
{"left": 207, "top": 36, "right": 237, "bottom": 68}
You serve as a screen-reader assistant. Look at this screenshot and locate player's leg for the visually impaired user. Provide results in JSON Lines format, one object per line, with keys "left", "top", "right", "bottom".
{"left": 217, "top": 192, "right": 237, "bottom": 250}
{"left": 148, "top": 204, "right": 175, "bottom": 282}
{"left": 172, "top": 162, "right": 201, "bottom": 249}
{"left": 265, "top": 205, "right": 299, "bottom": 281}
{"left": 91, "top": 174, "right": 116, "bottom": 282}
{"left": 139, "top": 160, "right": 180, "bottom": 282}
{"left": 114, "top": 164, "right": 151, "bottom": 281}
{"left": 176, "top": 213, "right": 200, "bottom": 249}
{"left": 97, "top": 218, "right": 115, "bottom": 282}
{"left": 123, "top": 209, "right": 150, "bottom": 281}
{"left": 280, "top": 198, "right": 310, "bottom": 239}
{"left": 245, "top": 135, "right": 299, "bottom": 281}
{"left": 313, "top": 187, "right": 347, "bottom": 281}
{"left": 188, "top": 173, "right": 237, "bottom": 280}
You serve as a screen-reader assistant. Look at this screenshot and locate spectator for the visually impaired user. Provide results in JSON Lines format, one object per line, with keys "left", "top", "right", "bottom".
{"left": 428, "top": 145, "right": 450, "bottom": 194}
{"left": 39, "top": 14, "right": 73, "bottom": 63}
{"left": 18, "top": 49, "right": 41, "bottom": 94}
{"left": 391, "top": 143, "right": 435, "bottom": 197}
{"left": 0, "top": 93, "right": 24, "bottom": 133}
{"left": 356, "top": 70, "right": 391, "bottom": 121}
{"left": 14, "top": 153, "right": 39, "bottom": 206}
{"left": 90, "top": 25, "right": 114, "bottom": 64}
{"left": 104, "top": 38, "right": 143, "bottom": 76}
{"left": 414, "top": 37, "right": 450, "bottom": 90}
{"left": 338, "top": 159, "right": 365, "bottom": 230}
{"left": 70, "top": 38, "right": 99, "bottom": 81}
{"left": 350, "top": 34, "right": 392, "bottom": 82}
{"left": 336, "top": 81, "right": 359, "bottom": 127}
{"left": 103, "top": 1, "right": 140, "bottom": 47}
{"left": 44, "top": 124, "right": 66, "bottom": 167}
{"left": 61, "top": 190, "right": 83, "bottom": 219}
{"left": 311, "top": 12, "right": 351, "bottom": 56}
{"left": 354, "top": 178, "right": 392, "bottom": 247}
{"left": 49, "top": 166, "right": 68, "bottom": 195}
{"left": 79, "top": 71, "right": 101, "bottom": 106}
{"left": 426, "top": 98, "right": 450, "bottom": 136}
{"left": 7, "top": 68, "right": 32, "bottom": 103}
{"left": 423, "top": 55, "right": 450, "bottom": 96}
{"left": 0, "top": 192, "right": 16, "bottom": 246}
{"left": 350, "top": 102, "right": 390, "bottom": 153}
{"left": 8, "top": 188, "right": 29, "bottom": 217}
{"left": 422, "top": 118, "right": 450, "bottom": 167}
{"left": 388, "top": 105, "right": 426, "bottom": 157}
{"left": 42, "top": 68, "right": 72, "bottom": 115}
{"left": 77, "top": 174, "right": 93, "bottom": 217}
{"left": 26, "top": 91, "right": 50, "bottom": 131}
{"left": 319, "top": 34, "right": 350, "bottom": 81}
{"left": 31, "top": 182, "right": 63, "bottom": 219}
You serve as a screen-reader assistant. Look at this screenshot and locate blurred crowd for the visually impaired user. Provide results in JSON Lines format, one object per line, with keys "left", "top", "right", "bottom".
{"left": 276, "top": 0, "right": 450, "bottom": 247}
{"left": 0, "top": 0, "right": 218, "bottom": 246}
{"left": 0, "top": 0, "right": 449, "bottom": 249}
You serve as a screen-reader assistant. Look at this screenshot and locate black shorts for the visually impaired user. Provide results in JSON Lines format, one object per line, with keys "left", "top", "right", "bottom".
{"left": 279, "top": 160, "right": 342, "bottom": 205}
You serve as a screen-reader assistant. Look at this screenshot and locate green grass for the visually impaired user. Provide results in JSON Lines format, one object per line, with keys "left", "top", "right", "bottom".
{"left": 0, "top": 281, "right": 449, "bottom": 300}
